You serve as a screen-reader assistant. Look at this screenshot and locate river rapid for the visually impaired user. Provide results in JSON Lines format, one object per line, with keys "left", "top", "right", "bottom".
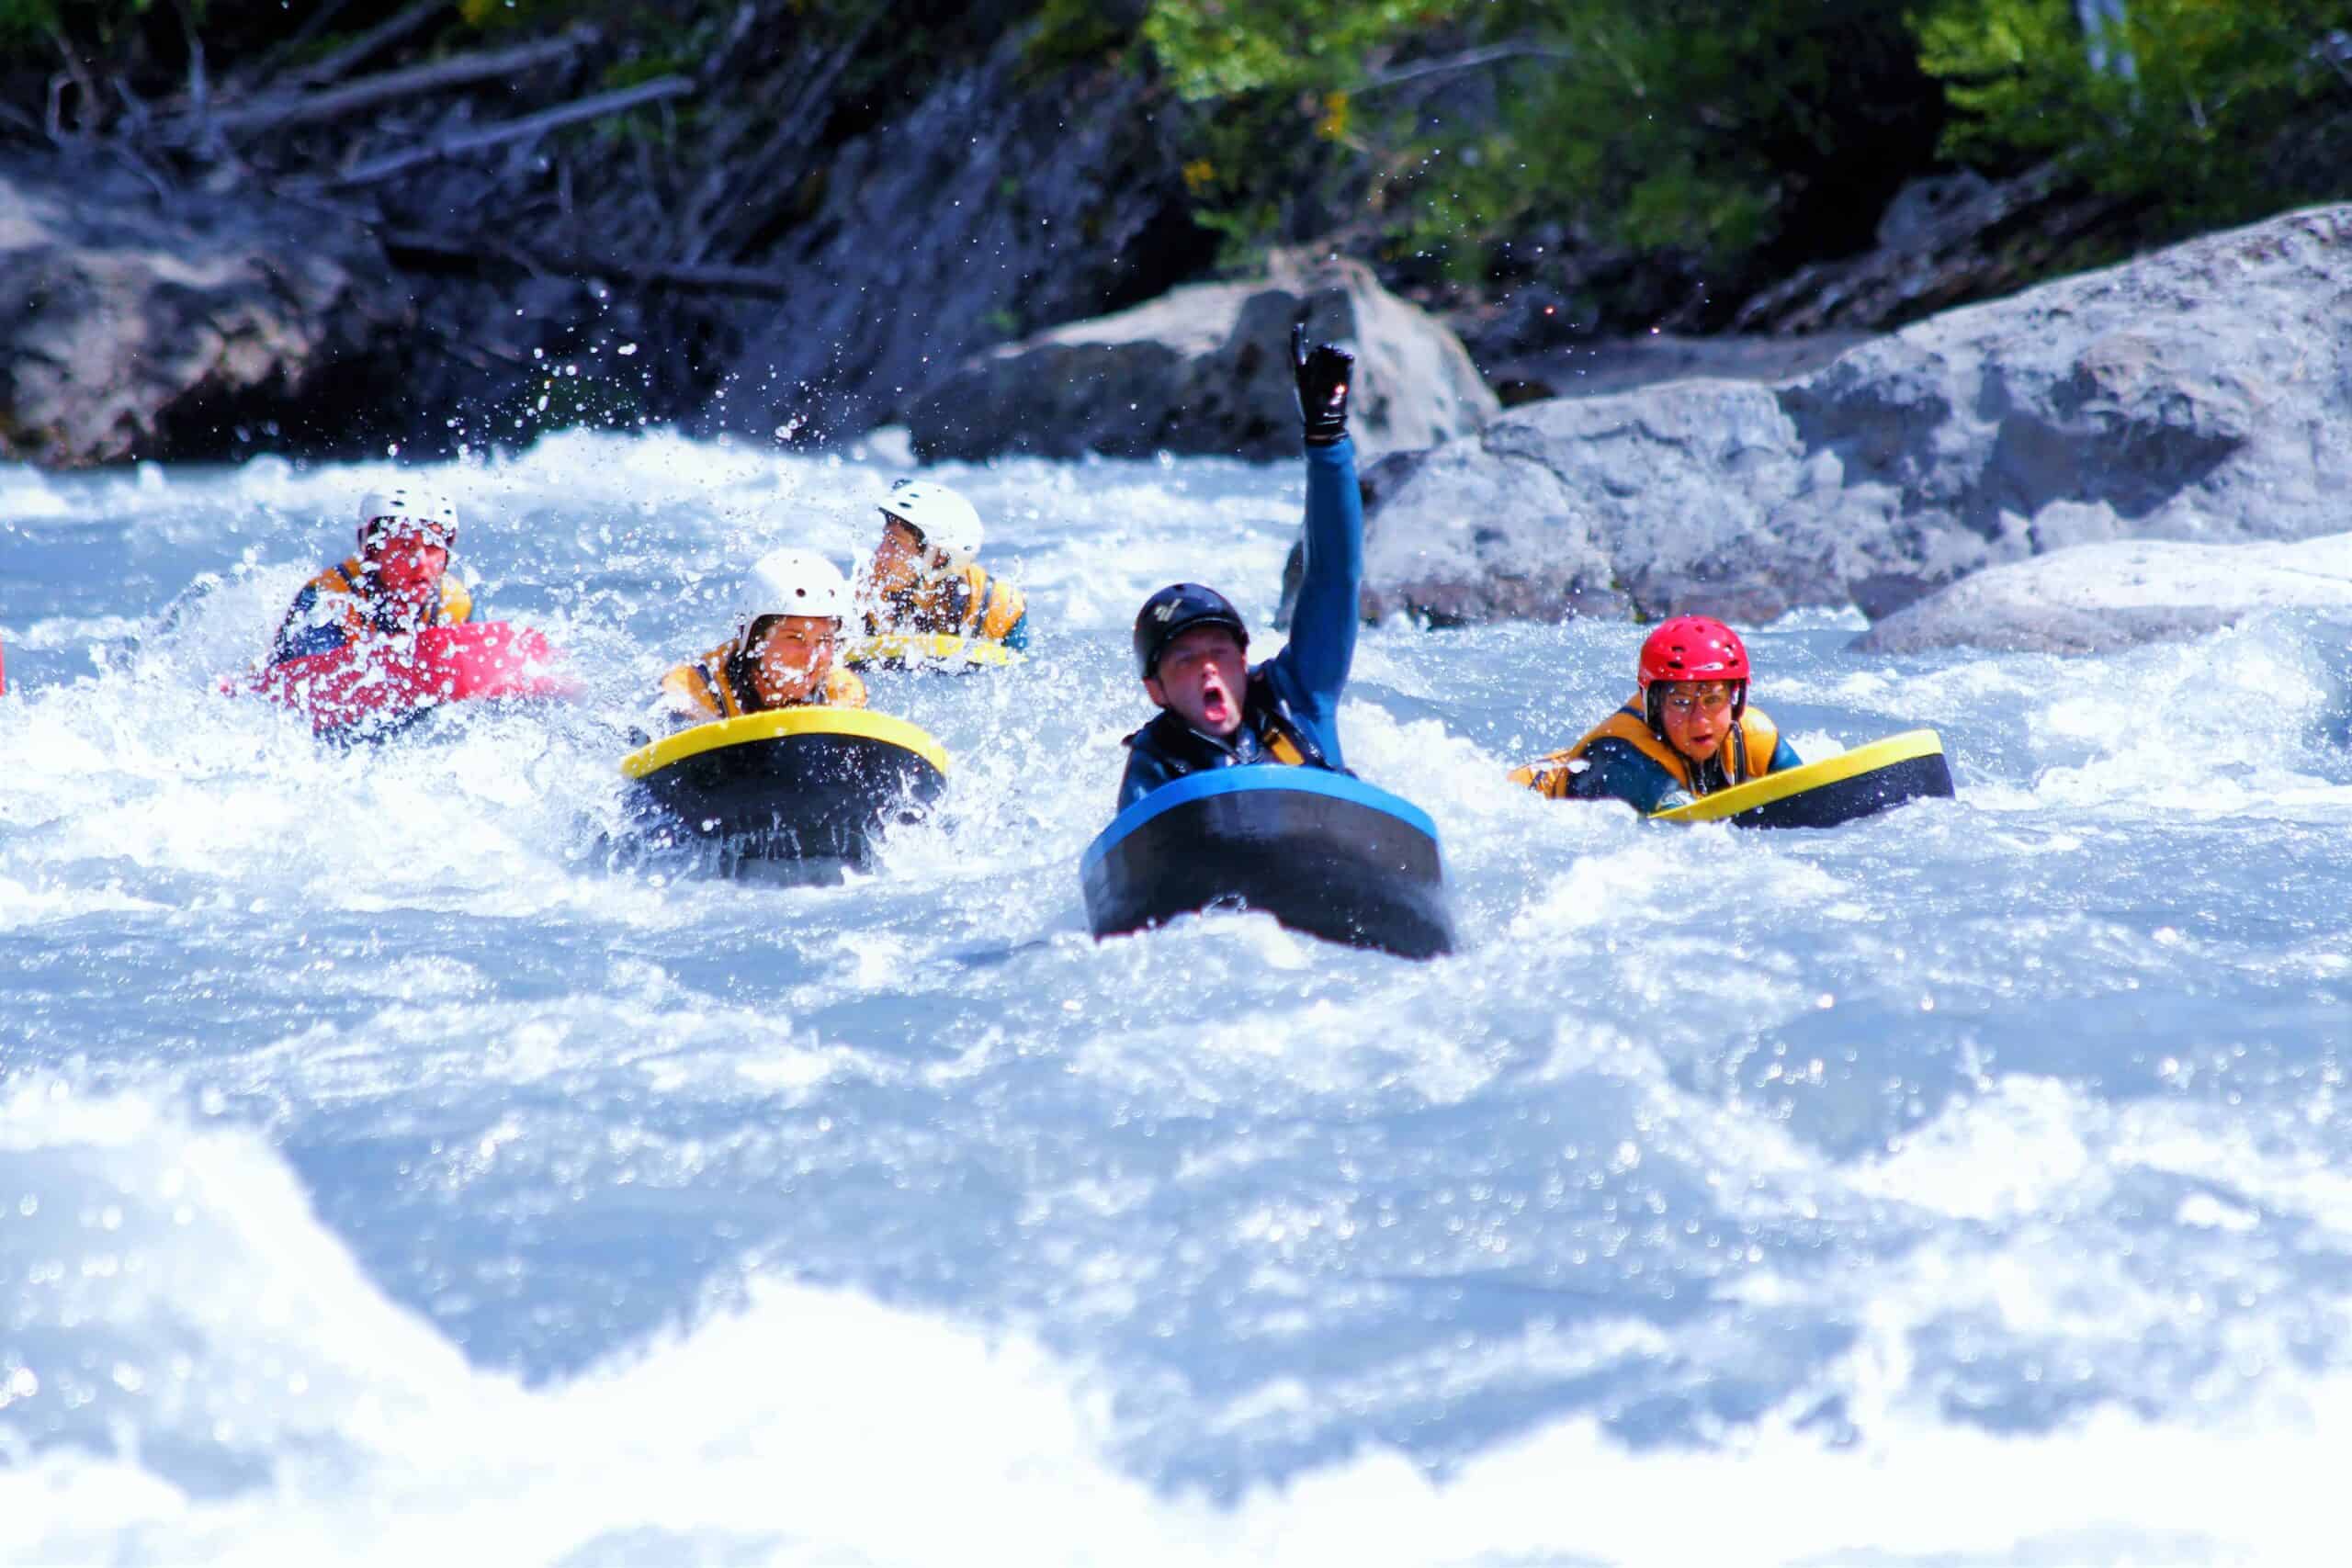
{"left": 6, "top": 429, "right": 2352, "bottom": 1566}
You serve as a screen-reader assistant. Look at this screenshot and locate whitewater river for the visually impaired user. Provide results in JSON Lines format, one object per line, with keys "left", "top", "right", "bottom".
{"left": 6, "top": 430, "right": 2352, "bottom": 1565}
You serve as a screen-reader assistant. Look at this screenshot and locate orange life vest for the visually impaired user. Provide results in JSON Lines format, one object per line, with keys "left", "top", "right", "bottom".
{"left": 1511, "top": 697, "right": 1781, "bottom": 801}
{"left": 284, "top": 556, "right": 472, "bottom": 643}
{"left": 660, "top": 639, "right": 867, "bottom": 720}
{"left": 863, "top": 562, "right": 1026, "bottom": 643}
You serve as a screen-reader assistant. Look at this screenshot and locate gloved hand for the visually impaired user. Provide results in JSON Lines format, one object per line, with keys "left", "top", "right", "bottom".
{"left": 1291, "top": 322, "right": 1353, "bottom": 447}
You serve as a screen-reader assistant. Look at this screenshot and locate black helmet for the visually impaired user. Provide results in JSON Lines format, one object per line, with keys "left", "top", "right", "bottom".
{"left": 1133, "top": 582, "right": 1249, "bottom": 678}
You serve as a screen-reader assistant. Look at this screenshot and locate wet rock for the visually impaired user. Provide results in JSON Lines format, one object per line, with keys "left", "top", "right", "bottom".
{"left": 1467, "top": 330, "right": 1875, "bottom": 411}
{"left": 903, "top": 254, "right": 1499, "bottom": 463}
{"left": 713, "top": 34, "right": 1211, "bottom": 448}
{"left": 1352, "top": 204, "right": 2352, "bottom": 626}
{"left": 1852, "top": 533, "right": 2352, "bottom": 654}
{"left": 0, "top": 154, "right": 408, "bottom": 468}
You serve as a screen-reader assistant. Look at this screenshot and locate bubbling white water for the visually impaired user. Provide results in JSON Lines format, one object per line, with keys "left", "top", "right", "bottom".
{"left": 6, "top": 431, "right": 2352, "bottom": 1564}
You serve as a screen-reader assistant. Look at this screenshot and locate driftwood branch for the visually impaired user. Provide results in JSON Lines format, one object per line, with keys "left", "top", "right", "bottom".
{"left": 186, "top": 27, "right": 596, "bottom": 139}
{"left": 282, "top": 0, "right": 453, "bottom": 91}
{"left": 235, "top": 0, "right": 366, "bottom": 93}
{"left": 330, "top": 74, "right": 694, "bottom": 187}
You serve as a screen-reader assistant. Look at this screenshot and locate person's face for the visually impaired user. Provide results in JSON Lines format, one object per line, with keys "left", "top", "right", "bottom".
{"left": 871, "top": 516, "right": 935, "bottom": 581}
{"left": 363, "top": 526, "right": 449, "bottom": 597}
{"left": 1144, "top": 626, "right": 1249, "bottom": 738}
{"left": 1657, "top": 680, "right": 1736, "bottom": 762}
{"left": 747, "top": 614, "right": 838, "bottom": 707}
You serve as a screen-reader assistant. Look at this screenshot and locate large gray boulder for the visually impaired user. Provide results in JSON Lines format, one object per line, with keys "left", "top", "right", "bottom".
{"left": 1853, "top": 532, "right": 2352, "bottom": 654}
{"left": 903, "top": 254, "right": 1500, "bottom": 463}
{"left": 0, "top": 155, "right": 407, "bottom": 468}
{"left": 1353, "top": 203, "right": 2352, "bottom": 626}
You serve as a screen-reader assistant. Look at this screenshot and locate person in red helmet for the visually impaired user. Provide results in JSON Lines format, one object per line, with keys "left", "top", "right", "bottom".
{"left": 1510, "top": 615, "right": 1802, "bottom": 813}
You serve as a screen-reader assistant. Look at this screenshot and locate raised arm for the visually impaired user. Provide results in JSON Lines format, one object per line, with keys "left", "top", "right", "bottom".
{"left": 1269, "top": 436, "right": 1362, "bottom": 713}
{"left": 1263, "top": 329, "right": 1361, "bottom": 729}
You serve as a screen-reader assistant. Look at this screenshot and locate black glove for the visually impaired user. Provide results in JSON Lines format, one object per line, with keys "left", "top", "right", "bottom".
{"left": 1291, "top": 322, "right": 1353, "bottom": 447}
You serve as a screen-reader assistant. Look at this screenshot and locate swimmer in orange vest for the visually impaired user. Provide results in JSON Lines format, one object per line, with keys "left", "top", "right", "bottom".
{"left": 857, "top": 479, "right": 1029, "bottom": 651}
{"left": 1510, "top": 615, "right": 1802, "bottom": 813}
{"left": 270, "top": 487, "right": 471, "bottom": 665}
{"left": 658, "top": 548, "right": 866, "bottom": 723}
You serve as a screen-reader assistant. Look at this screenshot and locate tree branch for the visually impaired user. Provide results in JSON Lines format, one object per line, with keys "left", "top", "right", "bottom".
{"left": 182, "top": 27, "right": 597, "bottom": 140}
{"left": 1358, "top": 42, "right": 1574, "bottom": 95}
{"left": 283, "top": 0, "right": 453, "bottom": 91}
{"left": 328, "top": 74, "right": 694, "bottom": 187}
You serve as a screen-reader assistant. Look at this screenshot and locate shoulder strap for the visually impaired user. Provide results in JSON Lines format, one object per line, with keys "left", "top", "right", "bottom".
{"left": 1736, "top": 705, "right": 1780, "bottom": 779}
{"left": 1245, "top": 672, "right": 1325, "bottom": 769}
{"left": 1567, "top": 700, "right": 1692, "bottom": 791}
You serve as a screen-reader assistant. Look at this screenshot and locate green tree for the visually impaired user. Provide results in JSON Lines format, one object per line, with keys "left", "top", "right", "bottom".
{"left": 1916, "top": 0, "right": 2352, "bottom": 220}
{"left": 1087, "top": 0, "right": 1942, "bottom": 291}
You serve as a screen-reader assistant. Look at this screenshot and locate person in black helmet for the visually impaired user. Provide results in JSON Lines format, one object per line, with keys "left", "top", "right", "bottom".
{"left": 1118, "top": 327, "right": 1362, "bottom": 810}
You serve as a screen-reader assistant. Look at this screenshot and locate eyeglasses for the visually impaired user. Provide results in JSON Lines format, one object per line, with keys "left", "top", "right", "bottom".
{"left": 1660, "top": 688, "right": 1734, "bottom": 716}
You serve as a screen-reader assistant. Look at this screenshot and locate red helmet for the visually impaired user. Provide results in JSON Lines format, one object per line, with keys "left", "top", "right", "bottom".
{"left": 1638, "top": 615, "right": 1749, "bottom": 715}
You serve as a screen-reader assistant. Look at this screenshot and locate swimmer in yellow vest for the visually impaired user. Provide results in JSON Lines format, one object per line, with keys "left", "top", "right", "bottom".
{"left": 857, "top": 479, "right": 1030, "bottom": 650}
{"left": 659, "top": 548, "right": 866, "bottom": 722}
{"left": 270, "top": 486, "right": 471, "bottom": 664}
{"left": 1511, "top": 615, "right": 1801, "bottom": 813}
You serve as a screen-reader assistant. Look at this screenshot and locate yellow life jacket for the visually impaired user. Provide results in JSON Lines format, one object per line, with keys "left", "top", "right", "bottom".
{"left": 660, "top": 638, "right": 867, "bottom": 720}
{"left": 299, "top": 556, "right": 473, "bottom": 642}
{"left": 1511, "top": 696, "right": 1781, "bottom": 800}
{"left": 864, "top": 563, "right": 1025, "bottom": 643}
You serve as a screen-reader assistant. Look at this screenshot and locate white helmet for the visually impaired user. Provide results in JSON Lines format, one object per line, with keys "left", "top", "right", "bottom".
{"left": 877, "top": 479, "right": 982, "bottom": 575}
{"left": 357, "top": 485, "right": 458, "bottom": 547}
{"left": 736, "top": 548, "right": 850, "bottom": 630}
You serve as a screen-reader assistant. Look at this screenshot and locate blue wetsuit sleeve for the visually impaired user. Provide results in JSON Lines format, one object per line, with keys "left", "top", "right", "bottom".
{"left": 1261, "top": 436, "right": 1361, "bottom": 761}
{"left": 1001, "top": 610, "right": 1030, "bottom": 653}
{"left": 1770, "top": 736, "right": 1802, "bottom": 773}
{"left": 1565, "top": 738, "right": 1680, "bottom": 815}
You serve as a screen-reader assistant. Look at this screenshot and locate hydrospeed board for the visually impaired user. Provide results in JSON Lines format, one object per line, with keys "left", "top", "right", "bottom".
{"left": 841, "top": 632, "right": 1020, "bottom": 671}
{"left": 1649, "top": 728, "right": 1954, "bottom": 829}
{"left": 618, "top": 707, "right": 948, "bottom": 872}
{"left": 249, "top": 622, "right": 573, "bottom": 736}
{"left": 1080, "top": 768, "right": 1454, "bottom": 959}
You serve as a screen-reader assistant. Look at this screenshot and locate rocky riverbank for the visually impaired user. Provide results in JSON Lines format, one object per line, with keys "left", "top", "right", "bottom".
{"left": 10, "top": 0, "right": 2309, "bottom": 476}
{"left": 1852, "top": 535, "right": 2352, "bottom": 655}
{"left": 1345, "top": 203, "right": 2352, "bottom": 627}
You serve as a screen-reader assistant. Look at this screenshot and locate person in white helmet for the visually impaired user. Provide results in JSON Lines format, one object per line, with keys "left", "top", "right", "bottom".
{"left": 269, "top": 486, "right": 471, "bottom": 665}
{"left": 857, "top": 478, "right": 1030, "bottom": 651}
{"left": 659, "top": 548, "right": 866, "bottom": 721}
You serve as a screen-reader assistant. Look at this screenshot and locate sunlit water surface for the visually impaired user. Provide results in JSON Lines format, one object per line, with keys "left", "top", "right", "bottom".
{"left": 6, "top": 431, "right": 2352, "bottom": 1565}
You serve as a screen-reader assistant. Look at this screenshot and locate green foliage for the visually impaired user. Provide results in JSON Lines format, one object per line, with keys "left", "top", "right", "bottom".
{"left": 1111, "top": 0, "right": 1939, "bottom": 285}
{"left": 1916, "top": 0, "right": 2349, "bottom": 220}
{"left": 1142, "top": 0, "right": 1461, "bottom": 99}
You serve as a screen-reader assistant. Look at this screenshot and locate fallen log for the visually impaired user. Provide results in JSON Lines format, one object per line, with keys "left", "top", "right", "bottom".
{"left": 328, "top": 73, "right": 693, "bottom": 186}
{"left": 173, "top": 26, "right": 595, "bottom": 141}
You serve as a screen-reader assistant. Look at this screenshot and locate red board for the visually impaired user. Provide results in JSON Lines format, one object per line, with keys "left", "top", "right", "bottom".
{"left": 249, "top": 622, "right": 576, "bottom": 733}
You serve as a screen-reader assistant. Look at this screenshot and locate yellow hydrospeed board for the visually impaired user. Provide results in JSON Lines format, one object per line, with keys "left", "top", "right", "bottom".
{"left": 620, "top": 707, "right": 951, "bottom": 781}
{"left": 841, "top": 633, "right": 1020, "bottom": 671}
{"left": 1650, "top": 728, "right": 1948, "bottom": 824}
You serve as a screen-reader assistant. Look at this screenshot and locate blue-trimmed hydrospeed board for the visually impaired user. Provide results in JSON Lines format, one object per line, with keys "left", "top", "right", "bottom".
{"left": 1080, "top": 768, "right": 1455, "bottom": 959}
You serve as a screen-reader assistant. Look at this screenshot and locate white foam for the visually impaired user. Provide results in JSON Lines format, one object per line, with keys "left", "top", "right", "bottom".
{"left": 12, "top": 1088, "right": 2352, "bottom": 1567}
